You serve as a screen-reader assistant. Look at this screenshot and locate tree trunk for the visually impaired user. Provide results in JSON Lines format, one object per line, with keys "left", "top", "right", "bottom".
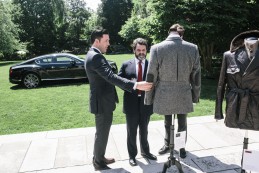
{"left": 198, "top": 40, "right": 214, "bottom": 78}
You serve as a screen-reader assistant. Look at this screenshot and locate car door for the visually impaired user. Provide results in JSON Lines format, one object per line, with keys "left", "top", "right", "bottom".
{"left": 68, "top": 57, "right": 86, "bottom": 79}
{"left": 34, "top": 56, "right": 54, "bottom": 79}
{"left": 49, "top": 55, "right": 74, "bottom": 79}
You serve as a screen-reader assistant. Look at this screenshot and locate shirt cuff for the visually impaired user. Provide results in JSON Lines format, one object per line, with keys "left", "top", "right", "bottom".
{"left": 133, "top": 82, "right": 137, "bottom": 90}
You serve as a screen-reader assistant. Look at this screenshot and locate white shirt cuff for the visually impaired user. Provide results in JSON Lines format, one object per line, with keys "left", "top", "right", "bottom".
{"left": 133, "top": 82, "right": 137, "bottom": 90}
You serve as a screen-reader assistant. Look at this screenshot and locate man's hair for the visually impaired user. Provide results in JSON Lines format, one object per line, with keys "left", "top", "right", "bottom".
{"left": 90, "top": 28, "right": 109, "bottom": 44}
{"left": 168, "top": 24, "right": 185, "bottom": 37}
{"left": 132, "top": 38, "right": 148, "bottom": 50}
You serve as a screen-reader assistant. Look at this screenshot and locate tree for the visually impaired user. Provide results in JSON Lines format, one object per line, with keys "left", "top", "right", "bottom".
{"left": 122, "top": 0, "right": 259, "bottom": 77}
{"left": 119, "top": 0, "right": 150, "bottom": 45}
{"left": 0, "top": 0, "right": 23, "bottom": 57}
{"left": 98, "top": 0, "right": 133, "bottom": 45}
{"left": 64, "top": 0, "right": 91, "bottom": 53}
{"left": 13, "top": 0, "right": 65, "bottom": 55}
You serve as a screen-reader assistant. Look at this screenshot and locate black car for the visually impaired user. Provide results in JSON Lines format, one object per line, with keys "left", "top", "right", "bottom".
{"left": 9, "top": 53, "right": 118, "bottom": 88}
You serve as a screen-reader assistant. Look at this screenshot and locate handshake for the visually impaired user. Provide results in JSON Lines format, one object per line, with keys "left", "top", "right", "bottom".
{"left": 136, "top": 74, "right": 154, "bottom": 91}
{"left": 136, "top": 81, "right": 153, "bottom": 91}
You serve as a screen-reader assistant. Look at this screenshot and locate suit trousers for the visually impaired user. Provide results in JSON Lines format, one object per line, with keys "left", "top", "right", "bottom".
{"left": 164, "top": 114, "right": 187, "bottom": 146}
{"left": 93, "top": 112, "right": 113, "bottom": 164}
{"left": 126, "top": 98, "right": 151, "bottom": 158}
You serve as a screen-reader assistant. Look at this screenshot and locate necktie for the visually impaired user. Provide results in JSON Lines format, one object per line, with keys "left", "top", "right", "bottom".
{"left": 137, "top": 60, "right": 142, "bottom": 96}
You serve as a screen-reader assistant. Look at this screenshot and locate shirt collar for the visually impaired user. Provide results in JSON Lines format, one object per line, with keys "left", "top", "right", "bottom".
{"left": 135, "top": 57, "right": 144, "bottom": 64}
{"left": 91, "top": 46, "right": 101, "bottom": 53}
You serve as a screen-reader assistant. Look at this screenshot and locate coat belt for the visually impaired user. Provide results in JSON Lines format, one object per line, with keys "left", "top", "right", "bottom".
{"left": 231, "top": 88, "right": 259, "bottom": 123}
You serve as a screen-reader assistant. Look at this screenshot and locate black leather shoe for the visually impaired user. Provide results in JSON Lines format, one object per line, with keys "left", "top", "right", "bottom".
{"left": 129, "top": 158, "right": 137, "bottom": 166}
{"left": 141, "top": 153, "right": 157, "bottom": 160}
{"left": 93, "top": 160, "right": 111, "bottom": 171}
{"left": 180, "top": 148, "right": 187, "bottom": 158}
{"left": 103, "top": 157, "right": 115, "bottom": 164}
{"left": 158, "top": 145, "right": 169, "bottom": 154}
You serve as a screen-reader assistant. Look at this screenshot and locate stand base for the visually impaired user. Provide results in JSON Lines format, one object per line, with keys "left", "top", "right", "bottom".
{"left": 162, "top": 114, "right": 183, "bottom": 173}
{"left": 162, "top": 155, "right": 183, "bottom": 173}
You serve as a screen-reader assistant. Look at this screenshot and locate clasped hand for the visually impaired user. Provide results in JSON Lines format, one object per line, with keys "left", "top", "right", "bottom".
{"left": 136, "top": 81, "right": 153, "bottom": 91}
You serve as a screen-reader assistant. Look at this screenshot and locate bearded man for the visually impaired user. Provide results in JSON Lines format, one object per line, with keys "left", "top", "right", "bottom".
{"left": 118, "top": 38, "right": 157, "bottom": 166}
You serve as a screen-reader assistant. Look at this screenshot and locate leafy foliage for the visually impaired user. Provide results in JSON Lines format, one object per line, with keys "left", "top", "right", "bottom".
{"left": 0, "top": 1, "right": 23, "bottom": 57}
{"left": 64, "top": 0, "right": 91, "bottom": 53}
{"left": 12, "top": 0, "right": 91, "bottom": 56}
{"left": 98, "top": 0, "right": 133, "bottom": 45}
{"left": 121, "top": 0, "right": 259, "bottom": 77}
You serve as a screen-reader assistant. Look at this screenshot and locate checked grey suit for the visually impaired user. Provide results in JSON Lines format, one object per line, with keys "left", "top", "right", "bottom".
{"left": 144, "top": 35, "right": 201, "bottom": 114}
{"left": 84, "top": 48, "right": 135, "bottom": 165}
{"left": 118, "top": 58, "right": 153, "bottom": 159}
{"left": 144, "top": 35, "right": 201, "bottom": 148}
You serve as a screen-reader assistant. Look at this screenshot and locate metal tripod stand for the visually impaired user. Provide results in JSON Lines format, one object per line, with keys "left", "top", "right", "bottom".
{"left": 241, "top": 130, "right": 249, "bottom": 173}
{"left": 162, "top": 114, "right": 183, "bottom": 173}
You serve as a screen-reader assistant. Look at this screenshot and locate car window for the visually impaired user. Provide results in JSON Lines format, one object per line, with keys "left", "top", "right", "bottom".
{"left": 56, "top": 56, "right": 73, "bottom": 64}
{"left": 35, "top": 57, "right": 52, "bottom": 64}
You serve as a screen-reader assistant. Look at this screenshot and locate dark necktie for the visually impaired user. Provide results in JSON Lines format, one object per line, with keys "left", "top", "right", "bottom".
{"left": 137, "top": 60, "right": 142, "bottom": 96}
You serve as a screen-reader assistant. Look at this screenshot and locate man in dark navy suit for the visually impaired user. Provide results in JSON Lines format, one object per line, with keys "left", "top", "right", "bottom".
{"left": 118, "top": 38, "right": 157, "bottom": 166}
{"left": 84, "top": 29, "right": 152, "bottom": 171}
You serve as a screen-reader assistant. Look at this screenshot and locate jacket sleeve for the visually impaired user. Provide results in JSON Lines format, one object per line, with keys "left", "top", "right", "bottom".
{"left": 144, "top": 45, "right": 159, "bottom": 105}
{"left": 215, "top": 52, "right": 228, "bottom": 120}
{"left": 190, "top": 45, "right": 201, "bottom": 103}
{"left": 118, "top": 62, "right": 125, "bottom": 78}
{"left": 93, "top": 54, "right": 135, "bottom": 92}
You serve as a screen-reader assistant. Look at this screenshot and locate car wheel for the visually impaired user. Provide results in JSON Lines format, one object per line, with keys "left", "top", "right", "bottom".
{"left": 22, "top": 73, "right": 41, "bottom": 88}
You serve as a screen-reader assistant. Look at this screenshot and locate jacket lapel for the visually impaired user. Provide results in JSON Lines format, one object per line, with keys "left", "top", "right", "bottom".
{"left": 130, "top": 59, "right": 137, "bottom": 78}
{"left": 143, "top": 60, "right": 148, "bottom": 80}
{"left": 244, "top": 49, "right": 259, "bottom": 76}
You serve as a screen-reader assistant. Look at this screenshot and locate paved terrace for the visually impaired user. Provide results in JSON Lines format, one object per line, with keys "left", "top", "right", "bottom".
{"left": 1, "top": 115, "right": 259, "bottom": 173}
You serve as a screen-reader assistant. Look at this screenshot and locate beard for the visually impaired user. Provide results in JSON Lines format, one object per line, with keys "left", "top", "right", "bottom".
{"left": 135, "top": 53, "right": 146, "bottom": 61}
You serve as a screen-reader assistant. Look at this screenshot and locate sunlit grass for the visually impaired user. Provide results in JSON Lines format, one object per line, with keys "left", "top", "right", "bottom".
{"left": 0, "top": 54, "right": 221, "bottom": 135}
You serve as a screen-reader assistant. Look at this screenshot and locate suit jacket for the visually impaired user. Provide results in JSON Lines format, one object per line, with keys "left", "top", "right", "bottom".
{"left": 144, "top": 36, "right": 201, "bottom": 115}
{"left": 84, "top": 48, "right": 135, "bottom": 114}
{"left": 118, "top": 59, "right": 153, "bottom": 115}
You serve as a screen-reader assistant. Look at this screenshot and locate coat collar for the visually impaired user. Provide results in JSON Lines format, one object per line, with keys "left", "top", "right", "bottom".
{"left": 230, "top": 30, "right": 259, "bottom": 52}
{"left": 165, "top": 36, "right": 182, "bottom": 41}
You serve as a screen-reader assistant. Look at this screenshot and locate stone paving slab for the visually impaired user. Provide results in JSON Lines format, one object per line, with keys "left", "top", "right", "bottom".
{"left": 0, "top": 141, "right": 30, "bottom": 173}
{"left": 188, "top": 123, "right": 230, "bottom": 149}
{"left": 54, "top": 136, "right": 87, "bottom": 168}
{"left": 46, "top": 127, "right": 95, "bottom": 139}
{"left": 0, "top": 131, "right": 47, "bottom": 143}
{"left": 1, "top": 115, "right": 259, "bottom": 173}
{"left": 19, "top": 139, "right": 58, "bottom": 172}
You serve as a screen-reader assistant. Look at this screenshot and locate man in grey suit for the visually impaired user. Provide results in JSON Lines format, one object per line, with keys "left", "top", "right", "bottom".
{"left": 85, "top": 29, "right": 152, "bottom": 170}
{"left": 145, "top": 24, "right": 201, "bottom": 158}
{"left": 118, "top": 38, "right": 156, "bottom": 166}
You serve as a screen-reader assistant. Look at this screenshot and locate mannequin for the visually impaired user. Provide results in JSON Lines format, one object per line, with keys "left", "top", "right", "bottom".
{"left": 244, "top": 37, "right": 259, "bottom": 58}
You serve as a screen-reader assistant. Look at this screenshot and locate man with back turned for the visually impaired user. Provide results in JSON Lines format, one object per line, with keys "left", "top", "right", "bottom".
{"left": 145, "top": 24, "right": 201, "bottom": 159}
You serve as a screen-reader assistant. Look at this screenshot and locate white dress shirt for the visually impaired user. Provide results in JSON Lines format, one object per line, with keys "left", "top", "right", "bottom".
{"left": 135, "top": 58, "right": 144, "bottom": 80}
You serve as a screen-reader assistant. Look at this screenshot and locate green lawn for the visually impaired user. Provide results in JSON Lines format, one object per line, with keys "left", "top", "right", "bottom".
{"left": 0, "top": 54, "right": 219, "bottom": 135}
